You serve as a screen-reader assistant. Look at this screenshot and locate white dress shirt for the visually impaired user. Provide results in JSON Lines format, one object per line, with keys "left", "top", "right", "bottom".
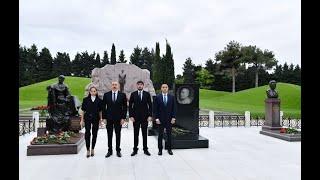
{"left": 138, "top": 90, "right": 143, "bottom": 100}
{"left": 112, "top": 90, "right": 118, "bottom": 101}
{"left": 91, "top": 95, "right": 96, "bottom": 102}
{"left": 162, "top": 93, "right": 168, "bottom": 104}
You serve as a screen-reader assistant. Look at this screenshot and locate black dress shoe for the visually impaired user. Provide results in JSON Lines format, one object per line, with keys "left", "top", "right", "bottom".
{"left": 86, "top": 155, "right": 90, "bottom": 158}
{"left": 131, "top": 151, "right": 137, "bottom": 156}
{"left": 144, "top": 151, "right": 151, "bottom": 156}
{"left": 105, "top": 151, "right": 112, "bottom": 158}
{"left": 117, "top": 152, "right": 122, "bottom": 157}
{"left": 158, "top": 151, "right": 162, "bottom": 155}
{"left": 168, "top": 150, "right": 173, "bottom": 155}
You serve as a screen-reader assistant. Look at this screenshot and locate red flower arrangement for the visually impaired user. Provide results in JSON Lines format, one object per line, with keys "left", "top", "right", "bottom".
{"left": 31, "top": 105, "right": 50, "bottom": 111}
{"left": 31, "top": 105, "right": 51, "bottom": 117}
{"left": 280, "top": 127, "right": 287, "bottom": 133}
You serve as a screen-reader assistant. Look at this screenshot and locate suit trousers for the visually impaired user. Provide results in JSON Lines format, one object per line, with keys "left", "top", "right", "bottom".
{"left": 106, "top": 119, "right": 122, "bottom": 152}
{"left": 133, "top": 118, "right": 148, "bottom": 151}
{"left": 158, "top": 124, "right": 172, "bottom": 151}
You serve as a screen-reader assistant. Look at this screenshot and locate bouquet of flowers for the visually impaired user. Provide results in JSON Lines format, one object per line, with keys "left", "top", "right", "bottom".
{"left": 172, "top": 127, "right": 191, "bottom": 136}
{"left": 280, "top": 127, "right": 299, "bottom": 134}
{"left": 280, "top": 127, "right": 287, "bottom": 133}
{"left": 31, "top": 105, "right": 50, "bottom": 117}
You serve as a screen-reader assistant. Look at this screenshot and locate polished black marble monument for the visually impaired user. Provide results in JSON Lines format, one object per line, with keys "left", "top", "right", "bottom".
{"left": 166, "top": 84, "right": 209, "bottom": 149}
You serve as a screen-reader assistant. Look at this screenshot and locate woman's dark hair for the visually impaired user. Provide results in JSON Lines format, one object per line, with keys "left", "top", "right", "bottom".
{"left": 87, "top": 86, "right": 98, "bottom": 98}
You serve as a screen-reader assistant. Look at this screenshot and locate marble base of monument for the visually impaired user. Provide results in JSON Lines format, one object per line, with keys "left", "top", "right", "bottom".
{"left": 164, "top": 133, "right": 209, "bottom": 149}
{"left": 27, "top": 133, "right": 85, "bottom": 156}
{"left": 37, "top": 127, "right": 46, "bottom": 137}
{"left": 260, "top": 129, "right": 301, "bottom": 142}
{"left": 149, "top": 128, "right": 209, "bottom": 149}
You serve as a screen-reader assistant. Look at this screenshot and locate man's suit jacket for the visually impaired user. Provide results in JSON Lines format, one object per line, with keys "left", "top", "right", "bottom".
{"left": 102, "top": 91, "right": 127, "bottom": 121}
{"left": 153, "top": 93, "right": 176, "bottom": 127}
{"left": 129, "top": 90, "right": 152, "bottom": 120}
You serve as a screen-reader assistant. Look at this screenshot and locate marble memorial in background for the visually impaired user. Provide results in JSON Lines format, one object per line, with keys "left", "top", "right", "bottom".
{"left": 85, "top": 63, "right": 156, "bottom": 99}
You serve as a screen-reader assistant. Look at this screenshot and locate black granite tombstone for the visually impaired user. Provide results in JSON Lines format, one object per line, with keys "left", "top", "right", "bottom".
{"left": 155, "top": 84, "right": 208, "bottom": 149}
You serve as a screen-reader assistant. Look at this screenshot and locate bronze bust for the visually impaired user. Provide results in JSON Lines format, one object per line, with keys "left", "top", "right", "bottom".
{"left": 266, "top": 80, "right": 278, "bottom": 98}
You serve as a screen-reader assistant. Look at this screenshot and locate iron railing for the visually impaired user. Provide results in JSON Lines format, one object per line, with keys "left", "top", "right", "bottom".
{"left": 20, "top": 114, "right": 301, "bottom": 136}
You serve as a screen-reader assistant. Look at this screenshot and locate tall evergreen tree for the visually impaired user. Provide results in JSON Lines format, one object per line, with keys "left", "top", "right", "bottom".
{"left": 164, "top": 40, "right": 175, "bottom": 87}
{"left": 38, "top": 47, "right": 53, "bottom": 81}
{"left": 273, "top": 64, "right": 281, "bottom": 81}
{"left": 95, "top": 53, "right": 101, "bottom": 68}
{"left": 111, "top": 43, "right": 116, "bottom": 65}
{"left": 71, "top": 53, "right": 83, "bottom": 77}
{"left": 282, "top": 62, "right": 290, "bottom": 83}
{"left": 215, "top": 40, "right": 243, "bottom": 93}
{"left": 130, "top": 46, "right": 142, "bottom": 66}
{"left": 293, "top": 64, "right": 301, "bottom": 85}
{"left": 19, "top": 45, "right": 29, "bottom": 87}
{"left": 205, "top": 59, "right": 216, "bottom": 74}
{"left": 182, "top": 57, "right": 196, "bottom": 83}
{"left": 82, "top": 51, "right": 94, "bottom": 77}
{"left": 242, "top": 46, "right": 277, "bottom": 87}
{"left": 150, "top": 48, "right": 155, "bottom": 80}
{"left": 52, "top": 52, "right": 72, "bottom": 77}
{"left": 152, "top": 42, "right": 162, "bottom": 87}
{"left": 118, "top": 50, "right": 127, "bottom": 63}
{"left": 101, "top": 51, "right": 109, "bottom": 67}
{"left": 26, "top": 44, "right": 39, "bottom": 84}
{"left": 141, "top": 47, "right": 153, "bottom": 77}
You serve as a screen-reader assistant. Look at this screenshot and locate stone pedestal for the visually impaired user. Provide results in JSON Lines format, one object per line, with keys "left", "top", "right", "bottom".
{"left": 209, "top": 111, "right": 215, "bottom": 128}
{"left": 259, "top": 130, "right": 301, "bottom": 142}
{"left": 260, "top": 98, "right": 301, "bottom": 141}
{"left": 27, "top": 133, "right": 85, "bottom": 156}
{"left": 37, "top": 127, "right": 46, "bottom": 137}
{"left": 70, "top": 116, "right": 81, "bottom": 132}
{"left": 262, "top": 98, "right": 281, "bottom": 130}
{"left": 245, "top": 111, "right": 250, "bottom": 127}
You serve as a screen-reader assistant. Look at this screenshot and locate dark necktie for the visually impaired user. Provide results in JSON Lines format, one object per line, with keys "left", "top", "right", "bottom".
{"left": 139, "top": 91, "right": 142, "bottom": 101}
{"left": 113, "top": 93, "right": 116, "bottom": 102}
{"left": 164, "top": 95, "right": 167, "bottom": 106}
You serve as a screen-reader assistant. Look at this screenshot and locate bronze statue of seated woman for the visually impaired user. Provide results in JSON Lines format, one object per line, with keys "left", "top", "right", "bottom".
{"left": 46, "top": 75, "right": 80, "bottom": 133}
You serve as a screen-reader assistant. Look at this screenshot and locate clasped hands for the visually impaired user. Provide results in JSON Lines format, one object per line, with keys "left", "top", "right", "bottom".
{"left": 130, "top": 116, "right": 153, "bottom": 123}
{"left": 155, "top": 118, "right": 175, "bottom": 124}
{"left": 81, "top": 118, "right": 125, "bottom": 127}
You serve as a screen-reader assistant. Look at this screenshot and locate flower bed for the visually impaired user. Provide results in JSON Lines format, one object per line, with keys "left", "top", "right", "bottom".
{"left": 30, "top": 131, "right": 79, "bottom": 145}
{"left": 280, "top": 127, "right": 300, "bottom": 134}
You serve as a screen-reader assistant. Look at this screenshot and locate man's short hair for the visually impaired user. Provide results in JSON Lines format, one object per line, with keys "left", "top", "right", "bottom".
{"left": 137, "top": 80, "right": 144, "bottom": 85}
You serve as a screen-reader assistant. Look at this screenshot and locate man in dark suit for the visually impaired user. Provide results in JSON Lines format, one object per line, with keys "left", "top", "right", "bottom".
{"left": 129, "top": 81, "right": 153, "bottom": 156}
{"left": 102, "top": 81, "right": 127, "bottom": 158}
{"left": 154, "top": 83, "right": 176, "bottom": 155}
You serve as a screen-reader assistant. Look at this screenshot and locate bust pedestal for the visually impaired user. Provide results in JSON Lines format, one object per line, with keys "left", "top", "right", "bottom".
{"left": 260, "top": 98, "right": 300, "bottom": 141}
{"left": 262, "top": 98, "right": 281, "bottom": 130}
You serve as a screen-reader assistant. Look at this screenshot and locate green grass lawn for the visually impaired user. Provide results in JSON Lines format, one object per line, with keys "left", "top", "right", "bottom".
{"left": 200, "top": 83, "right": 301, "bottom": 118}
{"left": 19, "top": 77, "right": 301, "bottom": 118}
{"left": 19, "top": 76, "right": 91, "bottom": 109}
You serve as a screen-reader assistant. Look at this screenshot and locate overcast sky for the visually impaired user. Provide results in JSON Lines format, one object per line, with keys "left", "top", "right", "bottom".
{"left": 19, "top": 0, "right": 301, "bottom": 76}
